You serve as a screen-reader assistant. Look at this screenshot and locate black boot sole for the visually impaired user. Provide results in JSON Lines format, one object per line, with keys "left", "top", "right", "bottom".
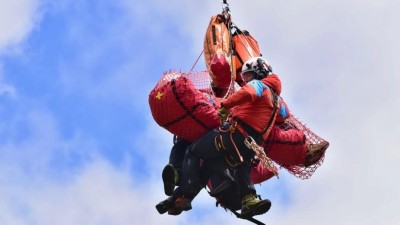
{"left": 241, "top": 200, "right": 271, "bottom": 219}
{"left": 167, "top": 200, "right": 192, "bottom": 215}
{"left": 162, "top": 164, "right": 176, "bottom": 196}
{"left": 155, "top": 198, "right": 174, "bottom": 214}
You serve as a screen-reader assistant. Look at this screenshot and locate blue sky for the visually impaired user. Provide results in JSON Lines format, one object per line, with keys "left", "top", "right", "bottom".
{"left": 1, "top": 0, "right": 400, "bottom": 225}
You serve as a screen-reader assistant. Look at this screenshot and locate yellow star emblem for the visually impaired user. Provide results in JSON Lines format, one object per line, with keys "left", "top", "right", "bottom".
{"left": 156, "top": 91, "right": 164, "bottom": 100}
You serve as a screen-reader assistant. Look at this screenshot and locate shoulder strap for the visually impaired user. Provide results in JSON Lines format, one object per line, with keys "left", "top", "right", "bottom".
{"left": 257, "top": 85, "right": 279, "bottom": 144}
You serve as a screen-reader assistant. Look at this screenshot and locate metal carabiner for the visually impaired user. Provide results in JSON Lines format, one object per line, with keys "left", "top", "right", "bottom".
{"left": 244, "top": 136, "right": 255, "bottom": 149}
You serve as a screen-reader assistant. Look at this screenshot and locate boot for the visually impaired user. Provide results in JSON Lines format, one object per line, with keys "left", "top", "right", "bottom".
{"left": 167, "top": 197, "right": 192, "bottom": 215}
{"left": 304, "top": 141, "right": 330, "bottom": 167}
{"left": 155, "top": 196, "right": 175, "bottom": 214}
{"left": 162, "top": 164, "right": 179, "bottom": 196}
{"left": 240, "top": 194, "right": 271, "bottom": 219}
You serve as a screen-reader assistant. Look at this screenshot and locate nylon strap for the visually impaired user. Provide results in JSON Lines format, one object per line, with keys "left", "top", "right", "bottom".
{"left": 257, "top": 87, "right": 279, "bottom": 144}
{"left": 230, "top": 209, "right": 266, "bottom": 225}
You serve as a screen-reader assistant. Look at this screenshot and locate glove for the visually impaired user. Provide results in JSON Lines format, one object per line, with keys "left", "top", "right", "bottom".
{"left": 218, "top": 106, "right": 229, "bottom": 122}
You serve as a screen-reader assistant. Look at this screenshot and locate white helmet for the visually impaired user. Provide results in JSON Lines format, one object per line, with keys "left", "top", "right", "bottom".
{"left": 241, "top": 57, "right": 273, "bottom": 80}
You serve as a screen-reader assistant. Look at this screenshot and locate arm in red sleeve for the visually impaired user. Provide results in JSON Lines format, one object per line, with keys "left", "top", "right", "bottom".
{"left": 221, "top": 83, "right": 259, "bottom": 109}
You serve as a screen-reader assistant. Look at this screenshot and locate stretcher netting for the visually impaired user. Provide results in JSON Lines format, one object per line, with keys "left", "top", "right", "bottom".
{"left": 270, "top": 116, "right": 328, "bottom": 179}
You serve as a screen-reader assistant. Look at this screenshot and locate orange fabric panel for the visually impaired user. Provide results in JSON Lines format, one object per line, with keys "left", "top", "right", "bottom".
{"left": 232, "top": 31, "right": 261, "bottom": 72}
{"left": 203, "top": 14, "right": 234, "bottom": 88}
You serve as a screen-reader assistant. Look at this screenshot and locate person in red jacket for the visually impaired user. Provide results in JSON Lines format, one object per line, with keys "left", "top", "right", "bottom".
{"left": 167, "top": 57, "right": 283, "bottom": 219}
{"left": 156, "top": 58, "right": 329, "bottom": 217}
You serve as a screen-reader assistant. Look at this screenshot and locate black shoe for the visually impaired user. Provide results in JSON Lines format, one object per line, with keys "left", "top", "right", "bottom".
{"left": 240, "top": 194, "right": 271, "bottom": 218}
{"left": 167, "top": 197, "right": 192, "bottom": 215}
{"left": 162, "top": 164, "right": 178, "bottom": 196}
{"left": 155, "top": 196, "right": 174, "bottom": 214}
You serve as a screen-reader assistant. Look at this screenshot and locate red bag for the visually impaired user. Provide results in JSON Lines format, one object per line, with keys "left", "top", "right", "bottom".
{"left": 149, "top": 71, "right": 220, "bottom": 141}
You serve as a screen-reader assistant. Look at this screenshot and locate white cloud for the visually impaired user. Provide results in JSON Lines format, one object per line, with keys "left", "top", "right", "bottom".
{"left": 0, "top": 0, "right": 43, "bottom": 55}
{"left": 0, "top": 105, "right": 249, "bottom": 224}
{"left": 0, "top": 153, "right": 263, "bottom": 225}
{"left": 0, "top": 0, "right": 42, "bottom": 100}
{"left": 0, "top": 65, "right": 17, "bottom": 98}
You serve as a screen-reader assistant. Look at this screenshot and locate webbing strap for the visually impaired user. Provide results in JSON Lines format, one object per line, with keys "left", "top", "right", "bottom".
{"left": 230, "top": 209, "right": 266, "bottom": 225}
{"left": 257, "top": 87, "right": 279, "bottom": 144}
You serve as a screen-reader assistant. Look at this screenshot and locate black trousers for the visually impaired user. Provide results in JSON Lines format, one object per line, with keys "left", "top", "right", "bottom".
{"left": 179, "top": 127, "right": 256, "bottom": 200}
{"left": 168, "top": 135, "right": 192, "bottom": 176}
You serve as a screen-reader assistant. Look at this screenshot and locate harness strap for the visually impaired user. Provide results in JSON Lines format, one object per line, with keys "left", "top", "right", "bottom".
{"left": 232, "top": 121, "right": 247, "bottom": 138}
{"left": 209, "top": 185, "right": 266, "bottom": 225}
{"left": 235, "top": 119, "right": 260, "bottom": 144}
{"left": 230, "top": 209, "right": 266, "bottom": 225}
{"left": 257, "top": 88, "right": 279, "bottom": 144}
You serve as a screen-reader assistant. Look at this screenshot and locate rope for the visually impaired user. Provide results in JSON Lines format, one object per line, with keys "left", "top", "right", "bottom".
{"left": 189, "top": 50, "right": 204, "bottom": 73}
{"left": 244, "top": 136, "right": 279, "bottom": 178}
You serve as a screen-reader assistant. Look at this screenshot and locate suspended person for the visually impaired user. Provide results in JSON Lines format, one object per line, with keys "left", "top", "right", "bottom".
{"left": 156, "top": 64, "right": 329, "bottom": 218}
{"left": 165, "top": 57, "right": 285, "bottom": 219}
{"left": 155, "top": 90, "right": 223, "bottom": 215}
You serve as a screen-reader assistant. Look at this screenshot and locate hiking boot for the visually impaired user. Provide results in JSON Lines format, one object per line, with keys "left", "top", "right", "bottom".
{"left": 155, "top": 196, "right": 175, "bottom": 214}
{"left": 167, "top": 197, "right": 192, "bottom": 216}
{"left": 162, "top": 164, "right": 179, "bottom": 196}
{"left": 304, "top": 141, "right": 330, "bottom": 167}
{"left": 240, "top": 194, "right": 271, "bottom": 219}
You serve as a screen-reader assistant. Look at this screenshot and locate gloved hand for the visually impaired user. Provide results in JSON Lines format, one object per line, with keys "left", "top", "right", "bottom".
{"left": 218, "top": 106, "right": 229, "bottom": 122}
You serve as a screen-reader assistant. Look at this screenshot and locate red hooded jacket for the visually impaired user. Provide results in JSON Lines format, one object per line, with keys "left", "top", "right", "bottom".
{"left": 221, "top": 74, "right": 282, "bottom": 141}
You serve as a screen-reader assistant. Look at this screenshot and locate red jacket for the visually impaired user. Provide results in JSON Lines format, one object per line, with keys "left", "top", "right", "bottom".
{"left": 221, "top": 75, "right": 282, "bottom": 140}
{"left": 261, "top": 74, "right": 281, "bottom": 95}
